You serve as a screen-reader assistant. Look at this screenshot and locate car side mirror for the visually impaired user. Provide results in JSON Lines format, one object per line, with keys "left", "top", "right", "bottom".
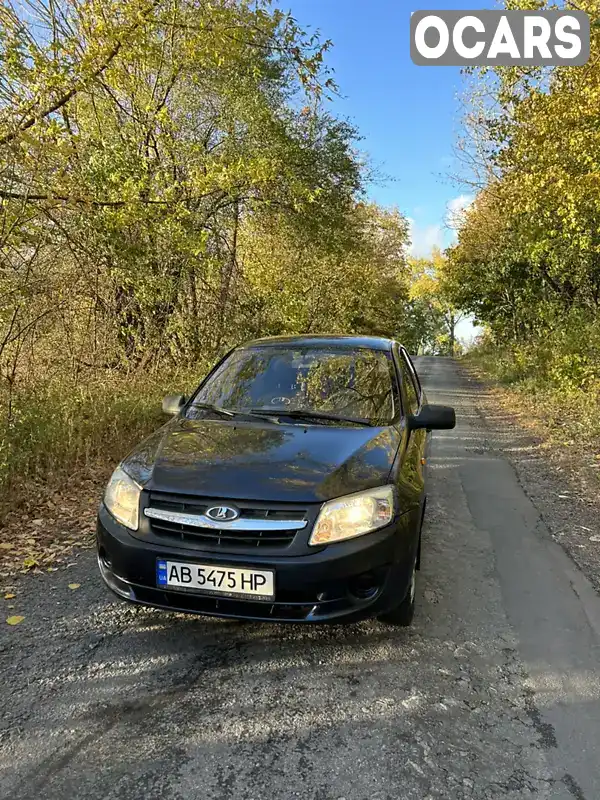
{"left": 162, "top": 394, "right": 187, "bottom": 416}
{"left": 409, "top": 404, "right": 456, "bottom": 431}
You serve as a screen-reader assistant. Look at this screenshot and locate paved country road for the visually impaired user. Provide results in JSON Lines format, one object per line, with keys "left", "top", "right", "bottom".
{"left": 2, "top": 357, "right": 600, "bottom": 800}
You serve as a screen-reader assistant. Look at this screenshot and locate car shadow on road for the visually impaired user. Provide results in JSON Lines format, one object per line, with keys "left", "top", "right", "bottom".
{"left": 2, "top": 561, "right": 569, "bottom": 800}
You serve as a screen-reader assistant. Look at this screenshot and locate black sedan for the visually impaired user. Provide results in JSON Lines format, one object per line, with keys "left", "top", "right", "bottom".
{"left": 97, "top": 335, "right": 455, "bottom": 625}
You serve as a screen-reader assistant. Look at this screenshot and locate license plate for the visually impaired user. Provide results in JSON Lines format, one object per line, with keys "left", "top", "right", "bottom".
{"left": 156, "top": 559, "right": 275, "bottom": 601}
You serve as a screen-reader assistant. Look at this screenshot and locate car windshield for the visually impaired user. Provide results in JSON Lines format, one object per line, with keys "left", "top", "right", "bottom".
{"left": 188, "top": 346, "right": 397, "bottom": 425}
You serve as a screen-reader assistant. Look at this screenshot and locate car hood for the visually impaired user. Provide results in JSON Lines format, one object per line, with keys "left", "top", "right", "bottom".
{"left": 122, "top": 417, "right": 401, "bottom": 503}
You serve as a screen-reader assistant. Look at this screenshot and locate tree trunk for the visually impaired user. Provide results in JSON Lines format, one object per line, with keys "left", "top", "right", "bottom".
{"left": 215, "top": 199, "right": 240, "bottom": 351}
{"left": 449, "top": 311, "right": 455, "bottom": 357}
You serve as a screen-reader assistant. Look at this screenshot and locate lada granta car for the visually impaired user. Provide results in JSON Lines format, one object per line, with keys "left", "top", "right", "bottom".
{"left": 97, "top": 335, "right": 455, "bottom": 626}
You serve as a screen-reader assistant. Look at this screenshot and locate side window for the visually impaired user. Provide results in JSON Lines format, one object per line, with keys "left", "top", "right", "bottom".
{"left": 399, "top": 350, "right": 421, "bottom": 415}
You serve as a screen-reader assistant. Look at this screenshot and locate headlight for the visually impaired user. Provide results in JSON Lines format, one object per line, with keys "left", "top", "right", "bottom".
{"left": 309, "top": 485, "right": 395, "bottom": 546}
{"left": 104, "top": 466, "right": 141, "bottom": 530}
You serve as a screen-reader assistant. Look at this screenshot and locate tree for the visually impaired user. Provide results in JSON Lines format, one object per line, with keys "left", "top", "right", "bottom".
{"left": 0, "top": 0, "right": 365, "bottom": 378}
{"left": 409, "top": 248, "right": 464, "bottom": 356}
{"left": 445, "top": 0, "right": 600, "bottom": 388}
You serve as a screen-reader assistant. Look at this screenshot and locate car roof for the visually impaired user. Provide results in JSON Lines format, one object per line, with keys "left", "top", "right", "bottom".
{"left": 239, "top": 334, "right": 396, "bottom": 352}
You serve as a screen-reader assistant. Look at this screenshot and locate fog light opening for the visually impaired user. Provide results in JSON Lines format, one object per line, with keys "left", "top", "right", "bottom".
{"left": 98, "top": 547, "right": 111, "bottom": 569}
{"left": 348, "top": 572, "right": 381, "bottom": 601}
{"left": 97, "top": 552, "right": 132, "bottom": 599}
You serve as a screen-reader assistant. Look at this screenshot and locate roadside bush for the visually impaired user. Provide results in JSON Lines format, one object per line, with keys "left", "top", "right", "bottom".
{"left": 0, "top": 366, "right": 206, "bottom": 514}
{"left": 464, "top": 326, "right": 600, "bottom": 446}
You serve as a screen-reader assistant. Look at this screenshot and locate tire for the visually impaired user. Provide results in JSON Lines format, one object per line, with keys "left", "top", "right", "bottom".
{"left": 378, "top": 561, "right": 416, "bottom": 627}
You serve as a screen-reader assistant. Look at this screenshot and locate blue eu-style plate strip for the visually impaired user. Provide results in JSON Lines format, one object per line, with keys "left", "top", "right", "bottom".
{"left": 156, "top": 559, "right": 168, "bottom": 586}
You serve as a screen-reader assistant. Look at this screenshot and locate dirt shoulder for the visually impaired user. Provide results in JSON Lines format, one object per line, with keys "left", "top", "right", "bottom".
{"left": 461, "top": 359, "right": 600, "bottom": 595}
{"left": 0, "top": 476, "right": 103, "bottom": 589}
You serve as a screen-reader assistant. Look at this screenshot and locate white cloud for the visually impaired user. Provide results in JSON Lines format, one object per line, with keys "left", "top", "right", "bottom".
{"left": 407, "top": 218, "right": 444, "bottom": 258}
{"left": 445, "top": 194, "right": 474, "bottom": 232}
{"left": 407, "top": 195, "right": 475, "bottom": 258}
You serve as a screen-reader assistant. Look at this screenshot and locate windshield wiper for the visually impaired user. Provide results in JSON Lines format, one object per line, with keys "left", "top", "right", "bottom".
{"left": 250, "top": 408, "right": 373, "bottom": 427}
{"left": 191, "top": 403, "right": 236, "bottom": 418}
{"left": 192, "top": 403, "right": 280, "bottom": 423}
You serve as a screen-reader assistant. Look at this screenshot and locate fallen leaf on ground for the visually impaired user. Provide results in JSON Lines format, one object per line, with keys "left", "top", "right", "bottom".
{"left": 4, "top": 593, "right": 15, "bottom": 599}
{"left": 68, "top": 583, "right": 81, "bottom": 590}
{"left": 6, "top": 615, "right": 24, "bottom": 625}
{"left": 0, "top": 543, "right": 14, "bottom": 550}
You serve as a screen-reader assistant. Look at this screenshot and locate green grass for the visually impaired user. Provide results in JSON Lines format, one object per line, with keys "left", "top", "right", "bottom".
{"left": 0, "top": 367, "right": 205, "bottom": 517}
{"left": 463, "top": 345, "right": 600, "bottom": 449}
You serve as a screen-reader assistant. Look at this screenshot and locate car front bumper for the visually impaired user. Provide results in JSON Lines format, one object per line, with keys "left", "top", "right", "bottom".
{"left": 96, "top": 504, "right": 419, "bottom": 623}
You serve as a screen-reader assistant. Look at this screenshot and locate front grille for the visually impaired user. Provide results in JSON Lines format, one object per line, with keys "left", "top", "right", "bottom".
{"left": 132, "top": 585, "right": 350, "bottom": 622}
{"left": 144, "top": 492, "right": 307, "bottom": 550}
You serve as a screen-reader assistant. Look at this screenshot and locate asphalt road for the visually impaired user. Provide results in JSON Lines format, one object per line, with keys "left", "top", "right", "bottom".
{"left": 2, "top": 357, "right": 600, "bottom": 800}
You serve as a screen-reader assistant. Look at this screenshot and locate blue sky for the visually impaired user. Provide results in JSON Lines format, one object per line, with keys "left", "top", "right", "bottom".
{"left": 286, "top": 0, "right": 495, "bottom": 259}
